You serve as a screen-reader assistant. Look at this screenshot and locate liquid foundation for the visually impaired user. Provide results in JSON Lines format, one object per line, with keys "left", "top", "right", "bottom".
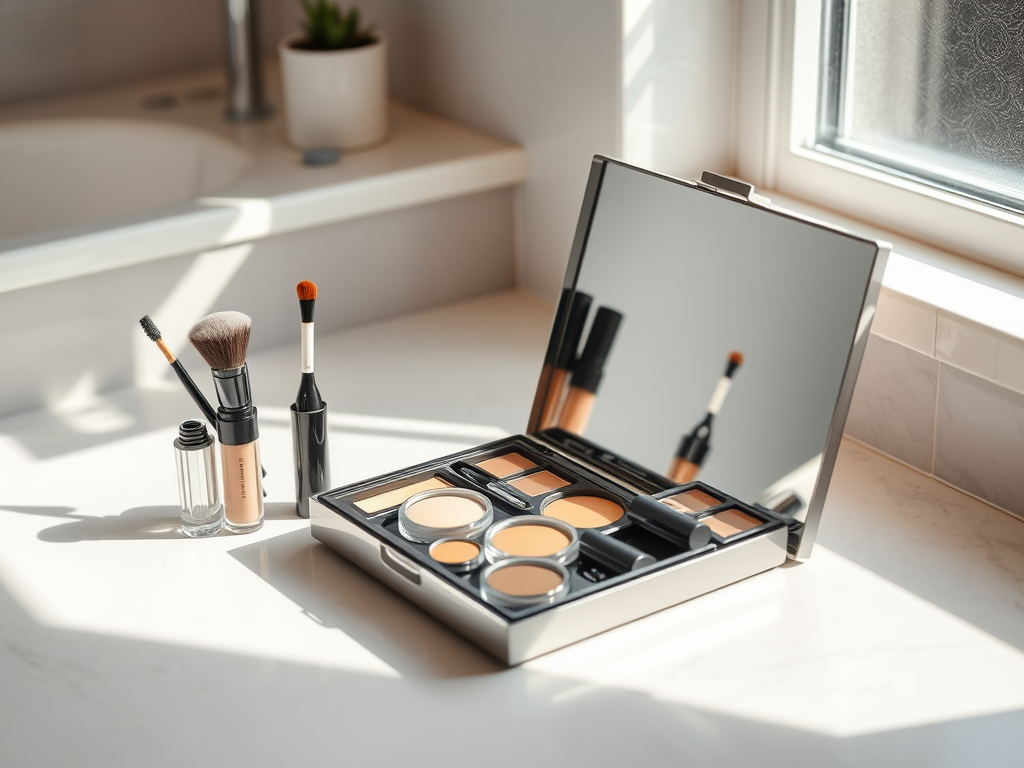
{"left": 212, "top": 363, "right": 265, "bottom": 533}
{"left": 539, "top": 291, "right": 592, "bottom": 429}
{"left": 558, "top": 306, "right": 622, "bottom": 436}
{"left": 221, "top": 440, "right": 264, "bottom": 530}
{"left": 558, "top": 388, "right": 596, "bottom": 435}
{"left": 668, "top": 456, "right": 700, "bottom": 484}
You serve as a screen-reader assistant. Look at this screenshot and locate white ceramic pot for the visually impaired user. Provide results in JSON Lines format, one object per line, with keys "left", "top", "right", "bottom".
{"left": 279, "top": 33, "right": 388, "bottom": 150}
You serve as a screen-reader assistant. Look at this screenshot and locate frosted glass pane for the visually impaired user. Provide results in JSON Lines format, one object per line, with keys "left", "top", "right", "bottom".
{"left": 820, "top": 0, "right": 1024, "bottom": 209}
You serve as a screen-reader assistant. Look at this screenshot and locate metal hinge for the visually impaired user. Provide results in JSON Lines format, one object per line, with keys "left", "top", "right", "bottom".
{"left": 697, "top": 171, "right": 771, "bottom": 205}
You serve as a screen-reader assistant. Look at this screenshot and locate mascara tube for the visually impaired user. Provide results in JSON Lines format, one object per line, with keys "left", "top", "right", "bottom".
{"left": 213, "top": 364, "right": 264, "bottom": 533}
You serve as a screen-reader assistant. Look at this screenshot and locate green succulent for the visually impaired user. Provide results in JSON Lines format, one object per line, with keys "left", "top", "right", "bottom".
{"left": 300, "top": 1, "right": 376, "bottom": 50}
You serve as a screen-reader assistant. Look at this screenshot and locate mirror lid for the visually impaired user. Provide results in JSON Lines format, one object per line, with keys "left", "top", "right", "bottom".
{"left": 526, "top": 157, "right": 889, "bottom": 559}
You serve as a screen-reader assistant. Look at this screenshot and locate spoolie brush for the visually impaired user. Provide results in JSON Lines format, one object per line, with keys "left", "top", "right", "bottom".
{"left": 295, "top": 281, "right": 323, "bottom": 412}
{"left": 188, "top": 311, "right": 264, "bottom": 533}
{"left": 668, "top": 351, "right": 745, "bottom": 484}
{"left": 139, "top": 315, "right": 217, "bottom": 427}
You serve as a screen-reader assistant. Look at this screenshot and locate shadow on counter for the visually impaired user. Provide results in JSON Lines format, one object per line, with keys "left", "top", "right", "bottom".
{"left": 227, "top": 526, "right": 505, "bottom": 679}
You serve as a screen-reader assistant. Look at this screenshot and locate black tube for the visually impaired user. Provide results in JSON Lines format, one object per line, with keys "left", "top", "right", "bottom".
{"left": 628, "top": 494, "right": 712, "bottom": 550}
{"left": 291, "top": 403, "right": 331, "bottom": 519}
{"left": 579, "top": 529, "right": 655, "bottom": 573}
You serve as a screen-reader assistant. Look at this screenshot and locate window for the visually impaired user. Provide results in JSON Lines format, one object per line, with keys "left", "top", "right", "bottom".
{"left": 737, "top": 0, "right": 1024, "bottom": 274}
{"left": 817, "top": 1, "right": 1024, "bottom": 216}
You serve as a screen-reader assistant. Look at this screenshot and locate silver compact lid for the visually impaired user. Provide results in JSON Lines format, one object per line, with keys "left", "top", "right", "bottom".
{"left": 527, "top": 158, "right": 888, "bottom": 560}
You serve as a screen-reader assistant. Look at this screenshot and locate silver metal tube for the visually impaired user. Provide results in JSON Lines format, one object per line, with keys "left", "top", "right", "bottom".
{"left": 222, "top": 0, "right": 270, "bottom": 122}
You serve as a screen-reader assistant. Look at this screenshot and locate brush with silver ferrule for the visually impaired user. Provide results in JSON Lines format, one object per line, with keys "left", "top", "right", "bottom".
{"left": 668, "top": 351, "right": 744, "bottom": 484}
{"left": 188, "top": 311, "right": 264, "bottom": 533}
{"left": 291, "top": 280, "right": 331, "bottom": 518}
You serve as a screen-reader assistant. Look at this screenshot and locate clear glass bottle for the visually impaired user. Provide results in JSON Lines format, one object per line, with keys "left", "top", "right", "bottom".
{"left": 174, "top": 420, "right": 224, "bottom": 538}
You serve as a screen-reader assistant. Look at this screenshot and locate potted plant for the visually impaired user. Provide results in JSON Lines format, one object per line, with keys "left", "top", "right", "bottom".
{"left": 279, "top": 1, "right": 388, "bottom": 150}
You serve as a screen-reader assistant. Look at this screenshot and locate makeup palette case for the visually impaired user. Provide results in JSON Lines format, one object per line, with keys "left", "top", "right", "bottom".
{"left": 309, "top": 158, "right": 890, "bottom": 665}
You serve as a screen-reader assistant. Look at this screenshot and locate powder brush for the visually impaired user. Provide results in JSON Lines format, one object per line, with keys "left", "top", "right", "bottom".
{"left": 295, "top": 280, "right": 323, "bottom": 412}
{"left": 188, "top": 311, "right": 265, "bottom": 533}
{"left": 187, "top": 311, "right": 251, "bottom": 372}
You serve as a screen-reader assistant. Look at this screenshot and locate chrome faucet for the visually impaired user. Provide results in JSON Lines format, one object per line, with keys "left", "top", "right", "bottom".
{"left": 221, "top": 0, "right": 270, "bottom": 121}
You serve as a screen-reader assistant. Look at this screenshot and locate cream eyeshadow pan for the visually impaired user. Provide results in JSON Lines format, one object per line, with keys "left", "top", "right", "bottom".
{"left": 508, "top": 470, "right": 570, "bottom": 497}
{"left": 474, "top": 453, "right": 537, "bottom": 478}
{"left": 354, "top": 477, "right": 452, "bottom": 514}
{"left": 704, "top": 509, "right": 762, "bottom": 538}
{"left": 405, "top": 494, "right": 487, "bottom": 528}
{"left": 486, "top": 563, "right": 564, "bottom": 597}
{"left": 543, "top": 495, "right": 624, "bottom": 528}
{"left": 662, "top": 489, "right": 721, "bottom": 514}
{"left": 491, "top": 524, "right": 571, "bottom": 558}
{"left": 430, "top": 539, "right": 481, "bottom": 565}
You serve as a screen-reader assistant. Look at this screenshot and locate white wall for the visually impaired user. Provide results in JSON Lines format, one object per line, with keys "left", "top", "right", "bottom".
{"left": 343, "top": 0, "right": 623, "bottom": 300}
{"left": 622, "top": 0, "right": 738, "bottom": 181}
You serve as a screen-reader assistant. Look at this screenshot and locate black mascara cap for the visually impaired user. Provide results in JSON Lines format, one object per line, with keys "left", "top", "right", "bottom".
{"left": 571, "top": 306, "right": 623, "bottom": 394}
{"left": 554, "top": 291, "right": 593, "bottom": 371}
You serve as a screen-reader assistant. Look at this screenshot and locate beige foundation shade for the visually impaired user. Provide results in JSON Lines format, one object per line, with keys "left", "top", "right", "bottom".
{"left": 704, "top": 508, "right": 762, "bottom": 538}
{"left": 486, "top": 563, "right": 565, "bottom": 597}
{"left": 405, "top": 494, "right": 487, "bottom": 529}
{"left": 662, "top": 489, "right": 722, "bottom": 514}
{"left": 543, "top": 495, "right": 624, "bottom": 528}
{"left": 491, "top": 523, "right": 572, "bottom": 557}
{"left": 508, "top": 470, "right": 570, "bottom": 497}
{"left": 474, "top": 452, "right": 537, "bottom": 478}
{"left": 354, "top": 477, "right": 452, "bottom": 514}
{"left": 430, "top": 539, "right": 481, "bottom": 565}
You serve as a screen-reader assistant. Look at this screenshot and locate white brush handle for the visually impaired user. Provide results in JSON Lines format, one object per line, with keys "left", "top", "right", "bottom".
{"left": 301, "top": 322, "right": 314, "bottom": 373}
{"left": 707, "top": 376, "right": 732, "bottom": 415}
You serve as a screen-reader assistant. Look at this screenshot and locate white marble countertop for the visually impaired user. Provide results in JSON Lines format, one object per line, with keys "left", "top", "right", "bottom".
{"left": 1, "top": 291, "right": 1022, "bottom": 767}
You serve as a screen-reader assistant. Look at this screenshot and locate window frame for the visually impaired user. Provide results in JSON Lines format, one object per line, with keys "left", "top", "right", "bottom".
{"left": 736, "top": 0, "right": 1024, "bottom": 277}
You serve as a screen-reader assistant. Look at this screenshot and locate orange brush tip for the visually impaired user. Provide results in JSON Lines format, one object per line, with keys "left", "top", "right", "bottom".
{"left": 296, "top": 280, "right": 317, "bottom": 301}
{"left": 729, "top": 351, "right": 744, "bottom": 366}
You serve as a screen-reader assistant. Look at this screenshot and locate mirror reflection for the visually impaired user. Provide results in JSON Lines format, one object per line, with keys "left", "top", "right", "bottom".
{"left": 537, "top": 161, "right": 880, "bottom": 503}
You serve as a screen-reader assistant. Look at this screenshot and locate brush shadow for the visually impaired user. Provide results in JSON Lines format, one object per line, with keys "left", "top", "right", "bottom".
{"left": 228, "top": 528, "right": 505, "bottom": 679}
{"left": 0, "top": 505, "right": 78, "bottom": 517}
{"left": 33, "top": 505, "right": 183, "bottom": 542}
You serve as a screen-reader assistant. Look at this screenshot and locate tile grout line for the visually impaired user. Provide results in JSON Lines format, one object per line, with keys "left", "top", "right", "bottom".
{"left": 842, "top": 435, "right": 1023, "bottom": 525}
{"left": 930, "top": 361, "right": 941, "bottom": 475}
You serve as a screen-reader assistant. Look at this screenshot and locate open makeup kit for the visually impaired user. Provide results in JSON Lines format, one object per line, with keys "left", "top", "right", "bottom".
{"left": 308, "top": 157, "right": 889, "bottom": 665}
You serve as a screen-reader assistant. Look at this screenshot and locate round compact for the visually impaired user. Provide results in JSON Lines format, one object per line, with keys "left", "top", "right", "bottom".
{"left": 541, "top": 494, "right": 625, "bottom": 529}
{"left": 398, "top": 488, "right": 493, "bottom": 544}
{"left": 483, "top": 516, "right": 579, "bottom": 565}
{"left": 428, "top": 538, "right": 485, "bottom": 572}
{"left": 480, "top": 558, "right": 570, "bottom": 609}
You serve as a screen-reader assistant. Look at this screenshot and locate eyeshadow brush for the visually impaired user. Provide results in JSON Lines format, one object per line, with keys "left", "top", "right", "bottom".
{"left": 668, "top": 351, "right": 744, "bottom": 484}
{"left": 294, "top": 280, "right": 323, "bottom": 412}
{"left": 291, "top": 280, "right": 331, "bottom": 518}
